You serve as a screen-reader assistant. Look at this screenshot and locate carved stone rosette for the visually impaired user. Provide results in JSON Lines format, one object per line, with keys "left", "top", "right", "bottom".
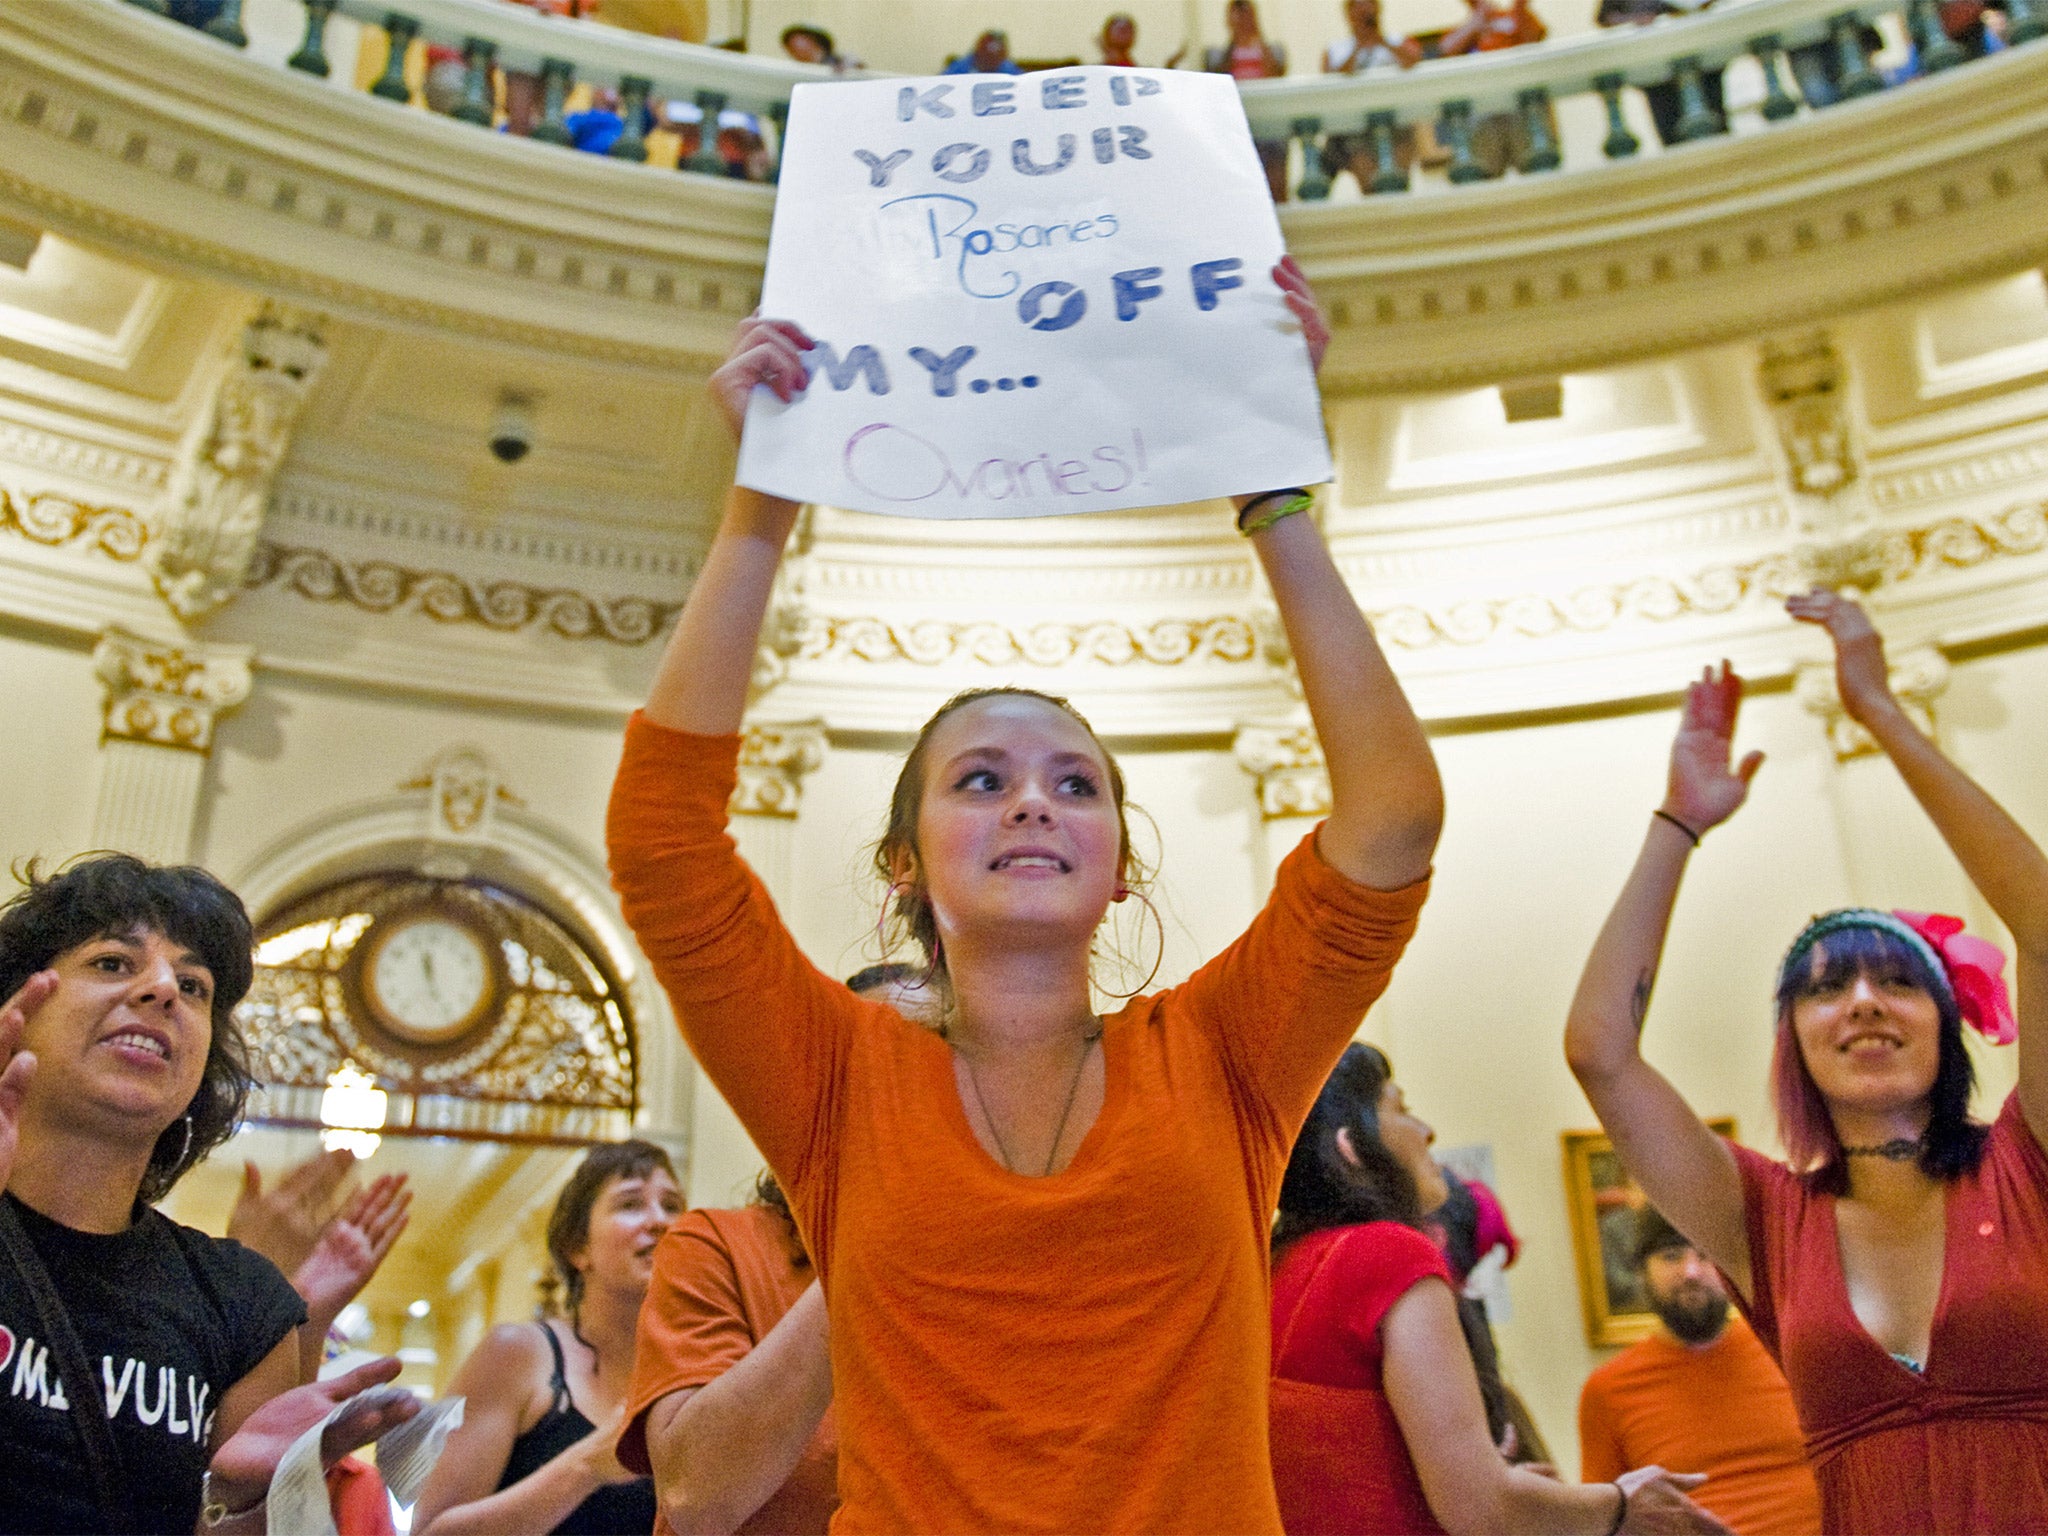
{"left": 1234, "top": 722, "right": 1331, "bottom": 820}
{"left": 93, "top": 626, "right": 253, "bottom": 753}
{"left": 732, "top": 721, "right": 827, "bottom": 818}
{"left": 1795, "top": 643, "right": 1949, "bottom": 760}
{"left": 149, "top": 304, "right": 328, "bottom": 622}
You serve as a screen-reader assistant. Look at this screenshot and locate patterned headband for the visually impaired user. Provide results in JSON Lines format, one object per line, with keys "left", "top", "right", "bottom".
{"left": 1782, "top": 907, "right": 2016, "bottom": 1045}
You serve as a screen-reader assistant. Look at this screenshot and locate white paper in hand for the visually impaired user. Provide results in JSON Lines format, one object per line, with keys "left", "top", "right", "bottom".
{"left": 264, "top": 1389, "right": 464, "bottom": 1536}
{"left": 738, "top": 68, "right": 1331, "bottom": 518}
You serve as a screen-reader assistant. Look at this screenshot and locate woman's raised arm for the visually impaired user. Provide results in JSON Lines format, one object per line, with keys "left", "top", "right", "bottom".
{"left": 1789, "top": 589, "right": 2048, "bottom": 1144}
{"left": 1247, "top": 260, "right": 1442, "bottom": 893}
{"left": 1564, "top": 666, "right": 1759, "bottom": 1295}
{"left": 644, "top": 319, "right": 813, "bottom": 735}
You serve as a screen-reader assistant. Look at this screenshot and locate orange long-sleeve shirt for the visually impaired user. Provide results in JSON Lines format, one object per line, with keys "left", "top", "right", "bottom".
{"left": 607, "top": 716, "right": 1428, "bottom": 1534}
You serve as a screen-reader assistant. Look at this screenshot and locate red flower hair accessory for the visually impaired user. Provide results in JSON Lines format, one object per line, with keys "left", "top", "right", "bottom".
{"left": 1893, "top": 909, "right": 2017, "bottom": 1046}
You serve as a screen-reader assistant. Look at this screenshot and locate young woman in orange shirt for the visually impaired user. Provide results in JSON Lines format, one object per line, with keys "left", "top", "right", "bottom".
{"left": 608, "top": 262, "right": 1442, "bottom": 1533}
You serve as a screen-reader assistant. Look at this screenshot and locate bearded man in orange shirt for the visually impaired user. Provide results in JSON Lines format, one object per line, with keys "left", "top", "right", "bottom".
{"left": 1579, "top": 1209, "right": 1823, "bottom": 1535}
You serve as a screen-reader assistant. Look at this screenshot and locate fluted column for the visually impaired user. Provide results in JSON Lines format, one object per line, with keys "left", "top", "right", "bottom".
{"left": 90, "top": 627, "right": 252, "bottom": 864}
{"left": 1233, "top": 719, "right": 1330, "bottom": 887}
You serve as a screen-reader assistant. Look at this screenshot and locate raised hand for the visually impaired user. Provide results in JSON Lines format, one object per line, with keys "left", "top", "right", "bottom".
{"left": 709, "top": 317, "right": 815, "bottom": 440}
{"left": 1786, "top": 587, "right": 1893, "bottom": 724}
{"left": 0, "top": 971, "right": 56, "bottom": 1193}
{"left": 227, "top": 1146, "right": 356, "bottom": 1276}
{"left": 1273, "top": 255, "right": 1329, "bottom": 375}
{"left": 206, "top": 1356, "right": 421, "bottom": 1511}
{"left": 1663, "top": 662, "right": 1764, "bottom": 837}
{"left": 294, "top": 1173, "right": 412, "bottom": 1326}
{"left": 1616, "top": 1465, "right": 1736, "bottom": 1534}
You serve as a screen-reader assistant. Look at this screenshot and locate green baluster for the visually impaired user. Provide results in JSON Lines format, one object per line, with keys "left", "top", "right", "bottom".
{"left": 530, "top": 57, "right": 576, "bottom": 145}
{"left": 1748, "top": 34, "right": 1801, "bottom": 120}
{"left": 687, "top": 90, "right": 729, "bottom": 174}
{"left": 1517, "top": 86, "right": 1560, "bottom": 171}
{"left": 1905, "top": 0, "right": 1966, "bottom": 67}
{"left": 1670, "top": 56, "right": 1722, "bottom": 140}
{"left": 610, "top": 75, "right": 651, "bottom": 162}
{"left": 1294, "top": 117, "right": 1332, "bottom": 201}
{"left": 1438, "top": 99, "right": 1486, "bottom": 184}
{"left": 203, "top": 0, "right": 248, "bottom": 46}
{"left": 1830, "top": 12, "right": 1883, "bottom": 97}
{"left": 451, "top": 38, "right": 495, "bottom": 125}
{"left": 2007, "top": 0, "right": 2045, "bottom": 44}
{"left": 1366, "top": 110, "right": 1409, "bottom": 192}
{"left": 765, "top": 99, "right": 788, "bottom": 183}
{"left": 288, "top": 0, "right": 337, "bottom": 76}
{"left": 1593, "top": 72, "right": 1640, "bottom": 157}
{"left": 370, "top": 14, "right": 419, "bottom": 102}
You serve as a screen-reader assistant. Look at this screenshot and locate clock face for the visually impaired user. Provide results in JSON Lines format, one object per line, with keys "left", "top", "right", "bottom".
{"left": 365, "top": 915, "right": 494, "bottom": 1044}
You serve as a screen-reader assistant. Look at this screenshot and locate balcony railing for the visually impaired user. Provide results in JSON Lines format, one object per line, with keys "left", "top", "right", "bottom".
{"left": 133, "top": 0, "right": 2042, "bottom": 196}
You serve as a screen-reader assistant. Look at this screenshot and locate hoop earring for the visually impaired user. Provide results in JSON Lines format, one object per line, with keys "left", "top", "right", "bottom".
{"left": 1098, "top": 888, "right": 1165, "bottom": 1000}
{"left": 876, "top": 881, "right": 915, "bottom": 958}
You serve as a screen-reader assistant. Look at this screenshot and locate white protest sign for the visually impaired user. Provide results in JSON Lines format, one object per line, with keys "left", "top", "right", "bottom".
{"left": 736, "top": 67, "right": 1332, "bottom": 519}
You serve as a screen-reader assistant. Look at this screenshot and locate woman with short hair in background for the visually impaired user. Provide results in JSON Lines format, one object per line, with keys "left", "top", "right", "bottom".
{"left": 413, "top": 1140, "right": 682, "bottom": 1536}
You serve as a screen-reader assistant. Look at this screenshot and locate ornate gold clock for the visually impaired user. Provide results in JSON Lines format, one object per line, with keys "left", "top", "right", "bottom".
{"left": 358, "top": 906, "right": 501, "bottom": 1047}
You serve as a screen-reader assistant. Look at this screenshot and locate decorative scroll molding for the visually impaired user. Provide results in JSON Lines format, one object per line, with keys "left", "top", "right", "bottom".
{"left": 149, "top": 304, "right": 326, "bottom": 620}
{"left": 769, "top": 610, "right": 1264, "bottom": 669}
{"left": 1, "top": 483, "right": 148, "bottom": 559}
{"left": 92, "top": 624, "right": 251, "bottom": 752}
{"left": 732, "top": 722, "right": 827, "bottom": 819}
{"left": 242, "top": 542, "right": 683, "bottom": 643}
{"left": 1795, "top": 644, "right": 1949, "bottom": 760}
{"left": 1885, "top": 502, "right": 2047, "bottom": 579}
{"left": 1233, "top": 723, "right": 1330, "bottom": 821}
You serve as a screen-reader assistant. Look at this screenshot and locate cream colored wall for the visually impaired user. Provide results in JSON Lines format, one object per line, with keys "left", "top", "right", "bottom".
{"left": 0, "top": 625, "right": 102, "bottom": 877}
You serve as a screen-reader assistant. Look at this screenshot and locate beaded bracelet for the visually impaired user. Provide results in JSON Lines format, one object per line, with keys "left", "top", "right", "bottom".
{"left": 1237, "top": 488, "right": 1314, "bottom": 536}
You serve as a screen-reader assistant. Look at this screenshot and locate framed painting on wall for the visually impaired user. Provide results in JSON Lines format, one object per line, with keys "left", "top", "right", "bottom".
{"left": 1561, "top": 1119, "right": 1737, "bottom": 1348}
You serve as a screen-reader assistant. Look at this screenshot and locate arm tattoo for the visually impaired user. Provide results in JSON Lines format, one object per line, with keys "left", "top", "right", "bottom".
{"left": 1630, "top": 969, "right": 1655, "bottom": 1036}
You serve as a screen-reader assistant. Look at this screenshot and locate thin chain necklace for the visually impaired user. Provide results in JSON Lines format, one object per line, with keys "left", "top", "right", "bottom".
{"left": 961, "top": 1025, "right": 1104, "bottom": 1177}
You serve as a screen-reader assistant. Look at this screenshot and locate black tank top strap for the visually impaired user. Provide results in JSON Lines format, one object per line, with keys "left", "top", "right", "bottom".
{"left": 539, "top": 1320, "right": 574, "bottom": 1416}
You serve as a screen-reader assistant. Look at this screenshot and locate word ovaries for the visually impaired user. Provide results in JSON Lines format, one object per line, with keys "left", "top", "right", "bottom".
{"left": 843, "top": 421, "right": 1149, "bottom": 507}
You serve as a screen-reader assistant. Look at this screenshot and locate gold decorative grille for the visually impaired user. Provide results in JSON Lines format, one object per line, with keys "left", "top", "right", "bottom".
{"left": 236, "top": 874, "right": 636, "bottom": 1146}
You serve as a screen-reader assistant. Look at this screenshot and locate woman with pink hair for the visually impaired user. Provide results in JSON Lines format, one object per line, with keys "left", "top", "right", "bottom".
{"left": 1565, "top": 590, "right": 2047, "bottom": 1534}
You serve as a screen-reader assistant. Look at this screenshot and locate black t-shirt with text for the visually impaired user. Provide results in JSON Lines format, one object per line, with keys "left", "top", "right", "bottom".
{"left": 0, "top": 1192, "right": 306, "bottom": 1534}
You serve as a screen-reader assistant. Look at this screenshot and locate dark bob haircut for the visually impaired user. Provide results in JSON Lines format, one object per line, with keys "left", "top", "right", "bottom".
{"left": 544, "top": 1138, "right": 677, "bottom": 1318}
{"left": 0, "top": 854, "right": 255, "bottom": 1204}
{"left": 1771, "top": 919, "right": 1986, "bottom": 1194}
{"left": 1274, "top": 1042, "right": 1421, "bottom": 1254}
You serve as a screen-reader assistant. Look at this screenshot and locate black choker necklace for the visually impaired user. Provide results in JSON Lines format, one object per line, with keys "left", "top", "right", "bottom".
{"left": 1841, "top": 1137, "right": 1924, "bottom": 1161}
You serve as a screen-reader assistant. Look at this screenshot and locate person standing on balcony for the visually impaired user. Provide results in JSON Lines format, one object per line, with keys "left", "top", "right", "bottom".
{"left": 1593, "top": 0, "right": 1727, "bottom": 148}
{"left": 607, "top": 261, "right": 1445, "bottom": 1533}
{"left": 1205, "top": 0, "right": 1292, "bottom": 199}
{"left": 943, "top": 30, "right": 1024, "bottom": 75}
{"left": 1565, "top": 591, "right": 2048, "bottom": 1534}
{"left": 1321, "top": 0, "right": 1423, "bottom": 194}
{"left": 1440, "top": 0, "right": 1549, "bottom": 176}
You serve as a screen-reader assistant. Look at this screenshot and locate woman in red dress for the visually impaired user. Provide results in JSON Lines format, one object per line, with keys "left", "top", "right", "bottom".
{"left": 1565, "top": 590, "right": 2048, "bottom": 1534}
{"left": 1271, "top": 1043, "right": 1726, "bottom": 1535}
